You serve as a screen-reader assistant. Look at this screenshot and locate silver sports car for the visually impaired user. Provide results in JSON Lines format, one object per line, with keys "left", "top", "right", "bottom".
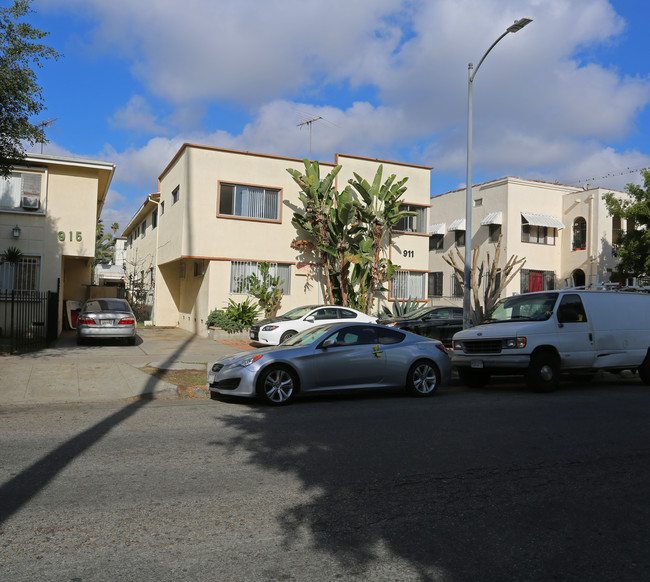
{"left": 208, "top": 322, "right": 451, "bottom": 405}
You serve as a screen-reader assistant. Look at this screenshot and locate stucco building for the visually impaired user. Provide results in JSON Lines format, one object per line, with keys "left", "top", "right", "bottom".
{"left": 428, "top": 176, "right": 627, "bottom": 305}
{"left": 123, "top": 144, "right": 433, "bottom": 336}
{"left": 0, "top": 153, "right": 115, "bottom": 336}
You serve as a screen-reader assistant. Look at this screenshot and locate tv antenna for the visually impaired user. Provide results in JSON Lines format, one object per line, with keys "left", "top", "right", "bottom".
{"left": 37, "top": 118, "right": 59, "bottom": 154}
{"left": 297, "top": 116, "right": 323, "bottom": 161}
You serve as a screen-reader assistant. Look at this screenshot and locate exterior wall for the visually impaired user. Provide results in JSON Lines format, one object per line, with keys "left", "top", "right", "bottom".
{"left": 124, "top": 145, "right": 432, "bottom": 336}
{"left": 429, "top": 177, "right": 626, "bottom": 309}
{"left": 0, "top": 154, "right": 114, "bottom": 335}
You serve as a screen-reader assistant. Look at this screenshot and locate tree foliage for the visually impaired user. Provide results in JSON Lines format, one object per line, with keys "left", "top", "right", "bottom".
{"left": 0, "top": 0, "right": 60, "bottom": 176}
{"left": 288, "top": 160, "right": 413, "bottom": 313}
{"left": 94, "top": 219, "right": 115, "bottom": 266}
{"left": 604, "top": 170, "right": 650, "bottom": 278}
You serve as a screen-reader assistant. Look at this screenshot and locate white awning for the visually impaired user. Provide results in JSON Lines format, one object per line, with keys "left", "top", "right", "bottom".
{"left": 447, "top": 218, "right": 466, "bottom": 231}
{"left": 521, "top": 212, "right": 565, "bottom": 230}
{"left": 480, "top": 211, "right": 502, "bottom": 226}
{"left": 429, "top": 222, "right": 446, "bottom": 235}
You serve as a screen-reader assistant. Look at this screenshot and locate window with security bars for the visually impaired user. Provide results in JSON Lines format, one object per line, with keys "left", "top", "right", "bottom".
{"left": 428, "top": 272, "right": 443, "bottom": 297}
{"left": 230, "top": 261, "right": 291, "bottom": 295}
{"left": 219, "top": 183, "right": 280, "bottom": 220}
{"left": 392, "top": 271, "right": 426, "bottom": 300}
{"left": 0, "top": 171, "right": 43, "bottom": 211}
{"left": 0, "top": 256, "right": 41, "bottom": 291}
{"left": 451, "top": 274, "right": 463, "bottom": 297}
{"left": 394, "top": 205, "right": 427, "bottom": 233}
{"left": 520, "top": 269, "right": 555, "bottom": 293}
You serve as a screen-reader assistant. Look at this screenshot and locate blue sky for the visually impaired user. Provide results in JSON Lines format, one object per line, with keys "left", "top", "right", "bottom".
{"left": 22, "top": 0, "right": 650, "bottom": 231}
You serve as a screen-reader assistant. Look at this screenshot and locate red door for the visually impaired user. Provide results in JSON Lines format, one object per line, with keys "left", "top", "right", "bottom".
{"left": 529, "top": 271, "right": 544, "bottom": 292}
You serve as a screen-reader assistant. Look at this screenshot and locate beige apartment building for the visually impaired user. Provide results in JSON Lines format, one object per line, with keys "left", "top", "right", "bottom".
{"left": 123, "top": 144, "right": 433, "bottom": 336}
{"left": 428, "top": 176, "right": 627, "bottom": 305}
{"left": 0, "top": 153, "right": 115, "bottom": 335}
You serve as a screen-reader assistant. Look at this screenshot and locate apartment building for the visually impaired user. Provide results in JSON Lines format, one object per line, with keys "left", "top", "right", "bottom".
{"left": 122, "top": 145, "right": 432, "bottom": 335}
{"left": 428, "top": 176, "right": 627, "bottom": 304}
{"left": 0, "top": 153, "right": 115, "bottom": 335}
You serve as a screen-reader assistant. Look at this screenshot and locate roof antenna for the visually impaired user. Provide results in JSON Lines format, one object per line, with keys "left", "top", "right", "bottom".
{"left": 297, "top": 116, "right": 323, "bottom": 161}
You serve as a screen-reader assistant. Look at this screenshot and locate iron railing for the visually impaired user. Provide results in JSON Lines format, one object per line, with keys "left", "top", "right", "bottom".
{"left": 0, "top": 290, "right": 58, "bottom": 353}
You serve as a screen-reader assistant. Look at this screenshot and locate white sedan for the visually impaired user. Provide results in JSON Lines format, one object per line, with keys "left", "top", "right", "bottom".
{"left": 248, "top": 305, "right": 378, "bottom": 345}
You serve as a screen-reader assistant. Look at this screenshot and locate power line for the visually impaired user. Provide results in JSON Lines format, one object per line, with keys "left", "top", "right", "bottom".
{"left": 562, "top": 166, "right": 648, "bottom": 187}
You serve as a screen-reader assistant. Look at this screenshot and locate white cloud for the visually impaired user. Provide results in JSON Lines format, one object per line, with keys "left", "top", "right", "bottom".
{"left": 40, "top": 0, "right": 650, "bottom": 202}
{"left": 109, "top": 95, "right": 167, "bottom": 134}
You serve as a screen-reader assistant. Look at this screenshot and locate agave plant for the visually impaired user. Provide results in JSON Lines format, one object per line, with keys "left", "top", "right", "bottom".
{"left": 381, "top": 297, "right": 421, "bottom": 319}
{"left": 1, "top": 246, "right": 23, "bottom": 264}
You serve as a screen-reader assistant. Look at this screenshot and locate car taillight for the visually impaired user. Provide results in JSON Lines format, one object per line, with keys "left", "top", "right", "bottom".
{"left": 79, "top": 317, "right": 96, "bottom": 325}
{"left": 434, "top": 343, "right": 448, "bottom": 355}
{"left": 118, "top": 317, "right": 135, "bottom": 325}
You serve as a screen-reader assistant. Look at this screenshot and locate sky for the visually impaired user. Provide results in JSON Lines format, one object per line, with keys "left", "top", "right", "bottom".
{"left": 20, "top": 0, "right": 650, "bottom": 231}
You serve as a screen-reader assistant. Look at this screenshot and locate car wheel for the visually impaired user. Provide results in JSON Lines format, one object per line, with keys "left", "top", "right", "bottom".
{"left": 638, "top": 353, "right": 650, "bottom": 385}
{"left": 526, "top": 350, "right": 560, "bottom": 392}
{"left": 457, "top": 368, "right": 491, "bottom": 388}
{"left": 406, "top": 359, "right": 440, "bottom": 396}
{"left": 257, "top": 366, "right": 297, "bottom": 405}
{"left": 280, "top": 330, "right": 297, "bottom": 343}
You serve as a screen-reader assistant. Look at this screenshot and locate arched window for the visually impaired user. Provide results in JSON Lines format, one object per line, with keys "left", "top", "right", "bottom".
{"left": 572, "top": 217, "right": 587, "bottom": 251}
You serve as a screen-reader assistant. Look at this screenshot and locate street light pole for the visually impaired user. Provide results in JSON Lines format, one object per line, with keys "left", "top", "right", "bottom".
{"left": 463, "top": 17, "right": 533, "bottom": 329}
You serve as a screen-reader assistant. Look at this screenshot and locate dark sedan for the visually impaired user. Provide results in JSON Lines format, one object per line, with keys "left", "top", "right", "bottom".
{"left": 209, "top": 322, "right": 451, "bottom": 405}
{"left": 382, "top": 306, "right": 463, "bottom": 347}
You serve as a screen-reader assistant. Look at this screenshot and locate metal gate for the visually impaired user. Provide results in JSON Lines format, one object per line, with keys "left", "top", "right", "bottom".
{"left": 0, "top": 290, "right": 59, "bottom": 353}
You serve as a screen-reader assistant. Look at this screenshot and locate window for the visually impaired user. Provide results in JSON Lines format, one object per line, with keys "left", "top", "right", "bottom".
{"left": 172, "top": 186, "right": 180, "bottom": 204}
{"left": 392, "top": 270, "right": 426, "bottom": 300}
{"left": 521, "top": 218, "right": 557, "bottom": 245}
{"left": 219, "top": 183, "right": 280, "bottom": 220}
{"left": 394, "top": 205, "right": 427, "bottom": 233}
{"left": 152, "top": 208, "right": 158, "bottom": 229}
{"left": 455, "top": 230, "right": 465, "bottom": 247}
{"left": 489, "top": 224, "right": 501, "bottom": 243}
{"left": 428, "top": 272, "right": 443, "bottom": 297}
{"left": 474, "top": 198, "right": 483, "bottom": 207}
{"left": 520, "top": 269, "right": 555, "bottom": 293}
{"left": 141, "top": 218, "right": 146, "bottom": 238}
{"left": 429, "top": 234, "right": 444, "bottom": 251}
{"left": 230, "top": 261, "right": 291, "bottom": 295}
{"left": 572, "top": 217, "right": 586, "bottom": 250}
{"left": 0, "top": 255, "right": 41, "bottom": 291}
{"left": 160, "top": 201, "right": 165, "bottom": 215}
{"left": 451, "top": 274, "right": 463, "bottom": 298}
{"left": 0, "top": 171, "right": 44, "bottom": 212}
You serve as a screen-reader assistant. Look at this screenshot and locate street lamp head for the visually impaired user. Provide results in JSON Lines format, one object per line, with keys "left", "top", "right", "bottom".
{"left": 507, "top": 17, "right": 533, "bottom": 33}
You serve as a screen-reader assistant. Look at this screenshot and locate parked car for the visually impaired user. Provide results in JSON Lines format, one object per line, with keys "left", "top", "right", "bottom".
{"left": 452, "top": 288, "right": 650, "bottom": 392}
{"left": 382, "top": 306, "right": 463, "bottom": 347}
{"left": 76, "top": 298, "right": 137, "bottom": 345}
{"left": 249, "top": 304, "right": 378, "bottom": 345}
{"left": 209, "top": 322, "right": 451, "bottom": 405}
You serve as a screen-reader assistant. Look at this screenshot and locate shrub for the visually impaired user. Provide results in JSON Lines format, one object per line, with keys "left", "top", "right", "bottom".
{"left": 207, "top": 298, "right": 259, "bottom": 333}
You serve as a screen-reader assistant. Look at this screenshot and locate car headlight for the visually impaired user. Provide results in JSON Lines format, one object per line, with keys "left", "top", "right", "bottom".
{"left": 262, "top": 325, "right": 279, "bottom": 332}
{"left": 504, "top": 337, "right": 527, "bottom": 349}
{"left": 239, "top": 354, "right": 263, "bottom": 367}
{"left": 453, "top": 341, "right": 463, "bottom": 351}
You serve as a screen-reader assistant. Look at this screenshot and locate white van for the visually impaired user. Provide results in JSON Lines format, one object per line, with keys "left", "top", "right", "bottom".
{"left": 451, "top": 289, "right": 650, "bottom": 391}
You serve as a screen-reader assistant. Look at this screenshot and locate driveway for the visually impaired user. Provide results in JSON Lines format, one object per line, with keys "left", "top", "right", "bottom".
{"left": 0, "top": 327, "right": 251, "bottom": 405}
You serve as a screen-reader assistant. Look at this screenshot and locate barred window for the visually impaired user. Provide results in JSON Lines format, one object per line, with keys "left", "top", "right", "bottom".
{"left": 219, "top": 183, "right": 280, "bottom": 220}
{"left": 428, "top": 272, "right": 443, "bottom": 297}
{"left": 230, "top": 261, "right": 291, "bottom": 295}
{"left": 392, "top": 270, "right": 426, "bottom": 300}
{"left": 0, "top": 256, "right": 41, "bottom": 291}
{"left": 451, "top": 274, "right": 463, "bottom": 298}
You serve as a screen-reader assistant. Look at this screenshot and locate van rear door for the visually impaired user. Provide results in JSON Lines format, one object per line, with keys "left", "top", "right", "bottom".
{"left": 556, "top": 293, "right": 595, "bottom": 369}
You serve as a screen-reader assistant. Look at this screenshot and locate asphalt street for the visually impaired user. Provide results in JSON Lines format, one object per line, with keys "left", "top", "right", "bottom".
{"left": 1, "top": 375, "right": 649, "bottom": 582}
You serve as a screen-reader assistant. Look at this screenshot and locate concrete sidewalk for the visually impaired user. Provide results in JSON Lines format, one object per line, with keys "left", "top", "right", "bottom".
{"left": 0, "top": 327, "right": 252, "bottom": 405}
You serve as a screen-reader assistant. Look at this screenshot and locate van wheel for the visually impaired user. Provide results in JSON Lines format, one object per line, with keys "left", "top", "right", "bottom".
{"left": 458, "top": 368, "right": 490, "bottom": 388}
{"left": 638, "top": 355, "right": 650, "bottom": 385}
{"left": 526, "top": 351, "right": 560, "bottom": 392}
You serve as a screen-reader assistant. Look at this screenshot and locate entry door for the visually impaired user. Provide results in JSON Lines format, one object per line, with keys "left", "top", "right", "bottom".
{"left": 529, "top": 271, "right": 544, "bottom": 292}
{"left": 556, "top": 294, "right": 595, "bottom": 368}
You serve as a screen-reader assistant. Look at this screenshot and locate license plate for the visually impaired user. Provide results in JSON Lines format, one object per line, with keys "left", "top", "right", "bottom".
{"left": 471, "top": 359, "right": 484, "bottom": 369}
{"left": 250, "top": 332, "right": 255, "bottom": 339}
{"left": 101, "top": 320, "right": 114, "bottom": 327}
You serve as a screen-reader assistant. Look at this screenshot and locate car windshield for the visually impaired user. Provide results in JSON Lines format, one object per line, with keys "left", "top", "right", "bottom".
{"left": 484, "top": 292, "right": 558, "bottom": 323}
{"left": 276, "top": 305, "right": 319, "bottom": 321}
{"left": 83, "top": 299, "right": 130, "bottom": 312}
{"left": 282, "top": 324, "right": 337, "bottom": 347}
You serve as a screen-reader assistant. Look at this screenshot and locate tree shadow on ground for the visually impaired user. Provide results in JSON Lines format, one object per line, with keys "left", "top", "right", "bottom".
{"left": 211, "top": 387, "right": 650, "bottom": 582}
